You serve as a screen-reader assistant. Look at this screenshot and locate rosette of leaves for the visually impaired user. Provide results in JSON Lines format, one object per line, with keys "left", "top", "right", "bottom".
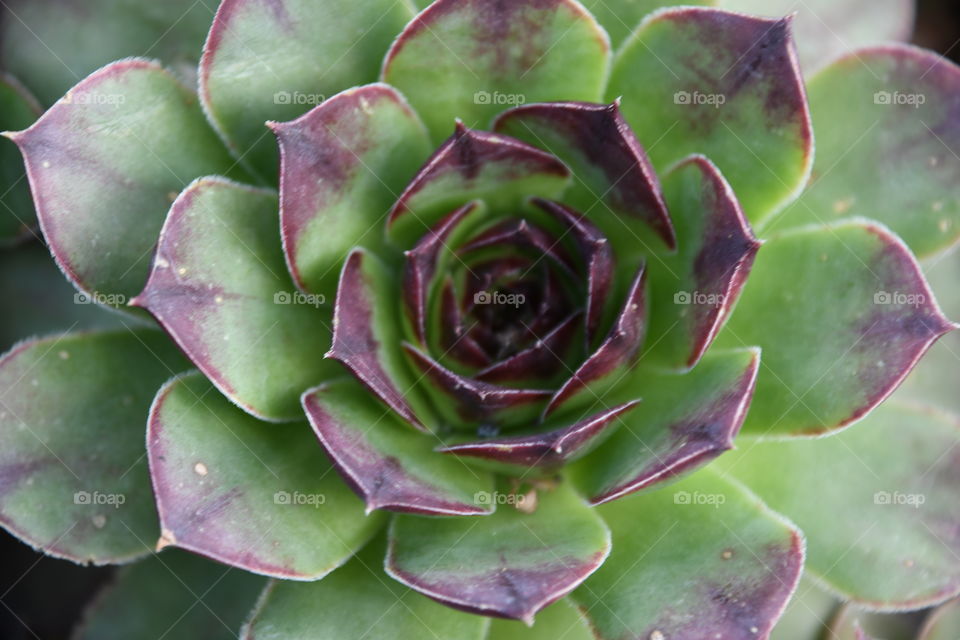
{"left": 1, "top": 0, "right": 960, "bottom": 638}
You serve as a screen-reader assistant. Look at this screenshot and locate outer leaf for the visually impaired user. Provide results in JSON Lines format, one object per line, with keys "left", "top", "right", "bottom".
{"left": 200, "top": 0, "right": 415, "bottom": 179}
{"left": 921, "top": 599, "right": 960, "bottom": 640}
{"left": 243, "top": 537, "right": 489, "bottom": 640}
{"left": 570, "top": 347, "right": 759, "bottom": 504}
{"left": 487, "top": 599, "right": 593, "bottom": 639}
{"left": 580, "top": 0, "right": 716, "bottom": 49}
{"left": 718, "top": 401, "right": 960, "bottom": 609}
{"left": 765, "top": 46, "right": 960, "bottom": 258}
{"left": 382, "top": 0, "right": 611, "bottom": 141}
{"left": 7, "top": 59, "right": 243, "bottom": 306}
{"left": 73, "top": 549, "right": 265, "bottom": 640}
{"left": 494, "top": 101, "right": 674, "bottom": 249}
{"left": 715, "top": 219, "right": 955, "bottom": 437}
{"left": 387, "top": 124, "right": 571, "bottom": 247}
{"left": 302, "top": 379, "right": 494, "bottom": 516}
{"left": 572, "top": 469, "right": 804, "bottom": 640}
{"left": 0, "top": 329, "right": 187, "bottom": 564}
{"left": 0, "top": 73, "right": 40, "bottom": 245}
{"left": 646, "top": 155, "right": 760, "bottom": 369}
{"left": 0, "top": 0, "right": 213, "bottom": 105}
{"left": 827, "top": 604, "right": 918, "bottom": 640}
{"left": 148, "top": 373, "right": 383, "bottom": 580}
{"left": 720, "top": 0, "right": 914, "bottom": 73}
{"left": 386, "top": 481, "right": 611, "bottom": 624}
{"left": 273, "top": 84, "right": 432, "bottom": 295}
{"left": 607, "top": 8, "right": 812, "bottom": 225}
{"left": 132, "top": 177, "right": 339, "bottom": 422}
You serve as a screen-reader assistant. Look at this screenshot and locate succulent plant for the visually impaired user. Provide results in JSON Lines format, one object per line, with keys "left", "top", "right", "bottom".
{"left": 2, "top": 0, "right": 960, "bottom": 638}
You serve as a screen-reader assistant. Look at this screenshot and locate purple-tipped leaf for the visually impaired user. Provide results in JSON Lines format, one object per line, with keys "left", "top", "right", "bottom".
{"left": 475, "top": 312, "right": 581, "bottom": 384}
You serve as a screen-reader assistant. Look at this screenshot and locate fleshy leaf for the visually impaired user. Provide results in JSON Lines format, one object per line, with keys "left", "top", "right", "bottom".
{"left": 200, "top": 0, "right": 415, "bottom": 179}
{"left": 7, "top": 59, "right": 243, "bottom": 305}
{"left": 720, "top": 0, "right": 914, "bottom": 73}
{"left": 73, "top": 549, "right": 265, "bottom": 640}
{"left": 570, "top": 347, "right": 759, "bottom": 504}
{"left": 328, "top": 249, "right": 432, "bottom": 430}
{"left": 148, "top": 373, "right": 383, "bottom": 580}
{"left": 646, "top": 155, "right": 761, "bottom": 369}
{"left": 273, "top": 83, "right": 433, "bottom": 295}
{"left": 544, "top": 263, "right": 647, "bottom": 418}
{"left": 387, "top": 124, "right": 571, "bottom": 247}
{"left": 827, "top": 604, "right": 916, "bottom": 640}
{"left": 765, "top": 46, "right": 960, "bottom": 258}
{"left": 608, "top": 7, "right": 812, "bottom": 225}
{"left": 718, "top": 401, "right": 960, "bottom": 609}
{"left": 0, "top": 0, "right": 213, "bottom": 105}
{"left": 475, "top": 312, "right": 581, "bottom": 384}
{"left": 572, "top": 469, "right": 804, "bottom": 639}
{"left": 715, "top": 219, "right": 955, "bottom": 437}
{"left": 0, "top": 73, "right": 40, "bottom": 245}
{"left": 386, "top": 481, "right": 611, "bottom": 624}
{"left": 495, "top": 101, "right": 674, "bottom": 249}
{"left": 132, "top": 177, "right": 339, "bottom": 422}
{"left": 302, "top": 378, "right": 494, "bottom": 516}
{"left": 487, "top": 599, "right": 593, "bottom": 639}
{"left": 382, "top": 0, "right": 611, "bottom": 141}
{"left": 243, "top": 537, "right": 489, "bottom": 640}
{"left": 921, "top": 599, "right": 960, "bottom": 640}
{"left": 0, "top": 329, "right": 187, "bottom": 564}
{"left": 437, "top": 401, "right": 640, "bottom": 473}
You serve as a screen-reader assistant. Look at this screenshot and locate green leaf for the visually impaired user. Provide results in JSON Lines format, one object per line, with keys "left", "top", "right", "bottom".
{"left": 570, "top": 347, "right": 759, "bottom": 504}
{"left": 73, "top": 549, "right": 265, "bottom": 640}
{"left": 200, "top": 0, "right": 414, "bottom": 180}
{"left": 7, "top": 59, "right": 244, "bottom": 307}
{"left": 715, "top": 219, "right": 954, "bottom": 437}
{"left": 764, "top": 46, "right": 960, "bottom": 258}
{"left": 0, "top": 0, "right": 214, "bottom": 105}
{"left": 580, "top": 0, "right": 717, "bottom": 50}
{"left": 0, "top": 329, "right": 188, "bottom": 564}
{"left": 242, "top": 536, "right": 490, "bottom": 640}
{"left": 487, "top": 598, "right": 593, "bottom": 639}
{"left": 827, "top": 604, "right": 917, "bottom": 640}
{"left": 921, "top": 599, "right": 960, "bottom": 640}
{"left": 718, "top": 401, "right": 960, "bottom": 609}
{"left": 382, "top": 0, "right": 611, "bottom": 141}
{"left": 272, "top": 84, "right": 432, "bottom": 296}
{"left": 386, "top": 481, "right": 610, "bottom": 624}
{"left": 572, "top": 468, "right": 804, "bottom": 639}
{"left": 607, "top": 7, "right": 812, "bottom": 225}
{"left": 719, "top": 0, "right": 914, "bottom": 74}
{"left": 0, "top": 73, "right": 40, "bottom": 246}
{"left": 302, "top": 378, "right": 494, "bottom": 516}
{"left": 148, "top": 372, "right": 383, "bottom": 580}
{"left": 133, "top": 176, "right": 340, "bottom": 422}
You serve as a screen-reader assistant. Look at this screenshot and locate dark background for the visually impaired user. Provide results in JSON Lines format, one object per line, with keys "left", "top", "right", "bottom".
{"left": 2, "top": 1, "right": 960, "bottom": 638}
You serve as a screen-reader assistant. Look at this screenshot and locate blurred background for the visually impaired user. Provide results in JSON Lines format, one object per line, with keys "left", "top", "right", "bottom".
{"left": 1, "top": 0, "right": 960, "bottom": 638}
